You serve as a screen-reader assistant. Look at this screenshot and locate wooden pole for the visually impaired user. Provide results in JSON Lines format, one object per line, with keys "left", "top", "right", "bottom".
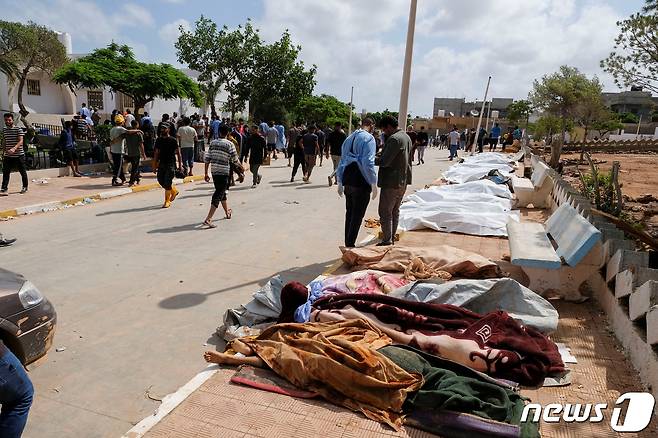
{"left": 470, "top": 76, "right": 491, "bottom": 155}
{"left": 398, "top": 0, "right": 418, "bottom": 130}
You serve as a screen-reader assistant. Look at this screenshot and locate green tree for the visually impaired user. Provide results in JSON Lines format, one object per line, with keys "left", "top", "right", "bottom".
{"left": 506, "top": 100, "right": 533, "bottom": 127}
{"left": 176, "top": 17, "right": 261, "bottom": 118}
{"left": 0, "top": 21, "right": 68, "bottom": 127}
{"left": 291, "top": 94, "right": 353, "bottom": 128}
{"left": 53, "top": 43, "right": 202, "bottom": 119}
{"left": 591, "top": 111, "right": 623, "bottom": 138}
{"left": 249, "top": 30, "right": 316, "bottom": 122}
{"left": 601, "top": 1, "right": 658, "bottom": 94}
{"left": 530, "top": 66, "right": 599, "bottom": 167}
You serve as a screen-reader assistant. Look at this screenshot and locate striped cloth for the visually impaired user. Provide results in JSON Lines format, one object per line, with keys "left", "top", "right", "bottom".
{"left": 204, "top": 138, "right": 238, "bottom": 176}
{"left": 2, "top": 126, "right": 24, "bottom": 157}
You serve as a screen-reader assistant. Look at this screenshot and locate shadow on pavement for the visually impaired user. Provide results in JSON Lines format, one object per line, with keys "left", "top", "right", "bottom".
{"left": 96, "top": 205, "right": 162, "bottom": 216}
{"left": 296, "top": 184, "right": 329, "bottom": 190}
{"left": 158, "top": 259, "right": 337, "bottom": 311}
{"left": 147, "top": 222, "right": 204, "bottom": 234}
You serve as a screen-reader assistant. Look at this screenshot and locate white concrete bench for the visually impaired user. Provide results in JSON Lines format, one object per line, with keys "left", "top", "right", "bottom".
{"left": 511, "top": 159, "right": 552, "bottom": 208}
{"left": 507, "top": 202, "right": 602, "bottom": 301}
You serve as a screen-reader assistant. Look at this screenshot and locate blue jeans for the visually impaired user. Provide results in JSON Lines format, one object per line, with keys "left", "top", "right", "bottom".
{"left": 0, "top": 349, "right": 34, "bottom": 437}
{"left": 449, "top": 144, "right": 458, "bottom": 159}
{"left": 181, "top": 148, "right": 194, "bottom": 171}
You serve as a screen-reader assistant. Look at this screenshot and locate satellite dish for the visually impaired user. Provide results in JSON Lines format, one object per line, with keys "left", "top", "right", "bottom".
{"left": 470, "top": 110, "right": 480, "bottom": 117}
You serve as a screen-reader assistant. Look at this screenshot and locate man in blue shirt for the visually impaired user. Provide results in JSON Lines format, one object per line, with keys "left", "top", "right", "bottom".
{"left": 209, "top": 115, "right": 221, "bottom": 140}
{"left": 59, "top": 120, "right": 82, "bottom": 177}
{"left": 489, "top": 122, "right": 502, "bottom": 151}
{"left": 336, "top": 118, "right": 378, "bottom": 247}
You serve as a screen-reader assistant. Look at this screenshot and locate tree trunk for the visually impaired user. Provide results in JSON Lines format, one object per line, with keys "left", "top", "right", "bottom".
{"left": 549, "top": 118, "right": 566, "bottom": 169}
{"left": 16, "top": 71, "right": 32, "bottom": 129}
{"left": 579, "top": 125, "right": 589, "bottom": 162}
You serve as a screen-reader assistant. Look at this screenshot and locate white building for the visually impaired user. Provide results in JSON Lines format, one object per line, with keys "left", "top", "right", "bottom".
{"left": 0, "top": 32, "right": 245, "bottom": 127}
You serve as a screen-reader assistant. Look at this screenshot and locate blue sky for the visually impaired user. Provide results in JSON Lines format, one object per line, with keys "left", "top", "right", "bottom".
{"left": 1, "top": 0, "right": 646, "bottom": 116}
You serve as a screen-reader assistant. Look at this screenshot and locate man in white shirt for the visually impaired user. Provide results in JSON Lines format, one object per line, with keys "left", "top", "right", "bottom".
{"left": 448, "top": 125, "right": 460, "bottom": 161}
{"left": 177, "top": 116, "right": 198, "bottom": 176}
{"left": 124, "top": 109, "right": 136, "bottom": 127}
{"left": 80, "top": 103, "right": 92, "bottom": 120}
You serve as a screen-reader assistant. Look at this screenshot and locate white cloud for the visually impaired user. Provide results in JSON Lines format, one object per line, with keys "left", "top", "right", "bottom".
{"left": 258, "top": 0, "right": 627, "bottom": 116}
{"left": 1, "top": 0, "right": 154, "bottom": 55}
{"left": 158, "top": 19, "right": 191, "bottom": 45}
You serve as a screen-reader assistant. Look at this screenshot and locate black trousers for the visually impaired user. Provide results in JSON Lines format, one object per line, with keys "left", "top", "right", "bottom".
{"left": 2, "top": 155, "right": 29, "bottom": 190}
{"left": 211, "top": 174, "right": 230, "bottom": 207}
{"left": 111, "top": 152, "right": 125, "bottom": 183}
{"left": 344, "top": 185, "right": 371, "bottom": 248}
{"left": 157, "top": 167, "right": 174, "bottom": 190}
{"left": 291, "top": 154, "right": 306, "bottom": 179}
{"left": 127, "top": 156, "right": 141, "bottom": 184}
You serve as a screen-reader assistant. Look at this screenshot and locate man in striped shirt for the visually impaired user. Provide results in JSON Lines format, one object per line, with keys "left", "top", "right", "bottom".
{"left": 202, "top": 124, "right": 241, "bottom": 228}
{"left": 1, "top": 113, "right": 28, "bottom": 195}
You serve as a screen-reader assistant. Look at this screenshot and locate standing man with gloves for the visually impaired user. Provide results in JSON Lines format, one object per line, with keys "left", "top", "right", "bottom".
{"left": 375, "top": 115, "right": 412, "bottom": 246}
{"left": 336, "top": 118, "right": 378, "bottom": 248}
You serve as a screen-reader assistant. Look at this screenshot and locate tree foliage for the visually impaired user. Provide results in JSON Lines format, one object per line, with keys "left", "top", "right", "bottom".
{"left": 591, "top": 111, "right": 623, "bottom": 137}
{"left": 53, "top": 43, "right": 202, "bottom": 117}
{"left": 530, "top": 66, "right": 602, "bottom": 166}
{"left": 506, "top": 100, "right": 533, "bottom": 126}
{"left": 601, "top": 1, "right": 658, "bottom": 94}
{"left": 291, "top": 94, "right": 354, "bottom": 128}
{"left": 176, "top": 17, "right": 316, "bottom": 121}
{"left": 0, "top": 21, "right": 68, "bottom": 126}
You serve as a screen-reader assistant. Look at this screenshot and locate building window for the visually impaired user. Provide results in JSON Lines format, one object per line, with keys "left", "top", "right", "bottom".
{"left": 119, "top": 93, "right": 134, "bottom": 111}
{"left": 27, "top": 79, "right": 41, "bottom": 96}
{"left": 87, "top": 90, "right": 104, "bottom": 110}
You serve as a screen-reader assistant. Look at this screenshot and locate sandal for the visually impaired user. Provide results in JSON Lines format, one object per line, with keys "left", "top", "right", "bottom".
{"left": 203, "top": 220, "right": 217, "bottom": 229}
{"left": 226, "top": 209, "right": 232, "bottom": 219}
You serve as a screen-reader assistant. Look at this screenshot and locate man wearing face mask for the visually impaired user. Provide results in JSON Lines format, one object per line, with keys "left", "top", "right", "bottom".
{"left": 335, "top": 118, "right": 378, "bottom": 248}
{"left": 375, "top": 115, "right": 412, "bottom": 246}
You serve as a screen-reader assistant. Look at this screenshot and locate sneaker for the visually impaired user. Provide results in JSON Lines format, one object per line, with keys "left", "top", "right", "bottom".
{"left": 257, "top": 175, "right": 262, "bottom": 184}
{"left": 376, "top": 241, "right": 393, "bottom": 247}
{"left": 20, "top": 187, "right": 28, "bottom": 194}
{"left": 328, "top": 175, "right": 333, "bottom": 187}
{"left": 251, "top": 184, "right": 257, "bottom": 189}
{"left": 290, "top": 177, "right": 294, "bottom": 183}
{"left": 0, "top": 189, "right": 7, "bottom": 196}
{"left": 0, "top": 237, "right": 16, "bottom": 247}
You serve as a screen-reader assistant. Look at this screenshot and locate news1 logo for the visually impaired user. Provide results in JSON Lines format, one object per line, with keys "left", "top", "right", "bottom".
{"left": 520, "top": 393, "right": 655, "bottom": 432}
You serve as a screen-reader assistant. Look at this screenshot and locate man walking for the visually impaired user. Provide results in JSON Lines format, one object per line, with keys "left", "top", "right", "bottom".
{"left": 59, "top": 121, "right": 82, "bottom": 177}
{"left": 246, "top": 125, "right": 266, "bottom": 188}
{"left": 326, "top": 122, "right": 347, "bottom": 186}
{"left": 275, "top": 121, "right": 286, "bottom": 158}
{"left": 416, "top": 126, "right": 429, "bottom": 165}
{"left": 376, "top": 115, "right": 412, "bottom": 246}
{"left": 316, "top": 125, "right": 326, "bottom": 167}
{"left": 448, "top": 125, "right": 460, "bottom": 161}
{"left": 177, "top": 117, "right": 197, "bottom": 176}
{"left": 266, "top": 121, "right": 279, "bottom": 160}
{"left": 489, "top": 122, "right": 501, "bottom": 151}
{"left": 126, "top": 120, "right": 146, "bottom": 186}
{"left": 302, "top": 125, "right": 319, "bottom": 183}
{"left": 153, "top": 124, "right": 182, "bottom": 208}
{"left": 336, "top": 118, "right": 378, "bottom": 248}
{"left": 286, "top": 124, "right": 299, "bottom": 167}
{"left": 1, "top": 113, "right": 28, "bottom": 195}
{"left": 203, "top": 124, "right": 241, "bottom": 228}
{"left": 140, "top": 111, "right": 156, "bottom": 157}
{"left": 109, "top": 114, "right": 141, "bottom": 186}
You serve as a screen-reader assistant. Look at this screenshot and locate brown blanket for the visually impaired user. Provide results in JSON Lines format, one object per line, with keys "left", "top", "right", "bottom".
{"left": 341, "top": 245, "right": 501, "bottom": 279}
{"left": 241, "top": 319, "right": 423, "bottom": 429}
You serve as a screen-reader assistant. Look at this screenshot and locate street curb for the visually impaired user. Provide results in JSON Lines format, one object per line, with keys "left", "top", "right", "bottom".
{"left": 0, "top": 175, "right": 205, "bottom": 219}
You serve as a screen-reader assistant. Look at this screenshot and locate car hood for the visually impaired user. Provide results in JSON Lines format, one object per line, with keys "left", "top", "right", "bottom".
{"left": 0, "top": 267, "right": 25, "bottom": 296}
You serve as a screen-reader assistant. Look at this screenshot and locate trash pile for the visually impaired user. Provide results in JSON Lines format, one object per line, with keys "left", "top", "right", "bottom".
{"left": 215, "top": 241, "right": 569, "bottom": 437}
{"left": 399, "top": 152, "right": 524, "bottom": 236}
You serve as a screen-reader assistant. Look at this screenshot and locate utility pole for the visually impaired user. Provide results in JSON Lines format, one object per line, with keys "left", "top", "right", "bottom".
{"left": 470, "top": 76, "right": 492, "bottom": 155}
{"left": 348, "top": 86, "right": 354, "bottom": 135}
{"left": 398, "top": 0, "right": 418, "bottom": 130}
{"left": 485, "top": 100, "right": 492, "bottom": 131}
{"left": 636, "top": 114, "right": 642, "bottom": 137}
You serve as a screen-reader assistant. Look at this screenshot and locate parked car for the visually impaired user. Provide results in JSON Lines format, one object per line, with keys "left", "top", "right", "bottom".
{"left": 0, "top": 267, "right": 57, "bottom": 365}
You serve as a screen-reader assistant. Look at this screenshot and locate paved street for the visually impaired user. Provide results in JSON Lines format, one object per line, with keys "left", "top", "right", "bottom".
{"left": 1, "top": 148, "right": 452, "bottom": 438}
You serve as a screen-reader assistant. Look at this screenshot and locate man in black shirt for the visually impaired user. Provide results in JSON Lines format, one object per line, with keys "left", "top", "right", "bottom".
{"left": 153, "top": 124, "right": 182, "bottom": 208}
{"left": 245, "top": 125, "right": 266, "bottom": 188}
{"left": 302, "top": 126, "right": 319, "bottom": 183}
{"left": 416, "top": 126, "right": 429, "bottom": 165}
{"left": 326, "top": 122, "right": 347, "bottom": 186}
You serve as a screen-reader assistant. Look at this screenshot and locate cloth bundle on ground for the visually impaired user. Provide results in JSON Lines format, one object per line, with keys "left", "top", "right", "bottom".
{"left": 294, "top": 270, "right": 409, "bottom": 323}
{"left": 443, "top": 154, "right": 515, "bottom": 184}
{"left": 390, "top": 278, "right": 559, "bottom": 333}
{"left": 380, "top": 345, "right": 539, "bottom": 438}
{"left": 341, "top": 245, "right": 502, "bottom": 279}
{"left": 218, "top": 276, "right": 285, "bottom": 341}
{"left": 240, "top": 319, "right": 423, "bottom": 429}
{"left": 310, "top": 293, "right": 564, "bottom": 386}
{"left": 406, "top": 179, "right": 514, "bottom": 202}
{"left": 398, "top": 193, "right": 519, "bottom": 236}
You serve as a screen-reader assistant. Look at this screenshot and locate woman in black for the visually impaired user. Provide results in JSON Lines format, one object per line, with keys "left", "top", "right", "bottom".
{"left": 153, "top": 124, "right": 182, "bottom": 208}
